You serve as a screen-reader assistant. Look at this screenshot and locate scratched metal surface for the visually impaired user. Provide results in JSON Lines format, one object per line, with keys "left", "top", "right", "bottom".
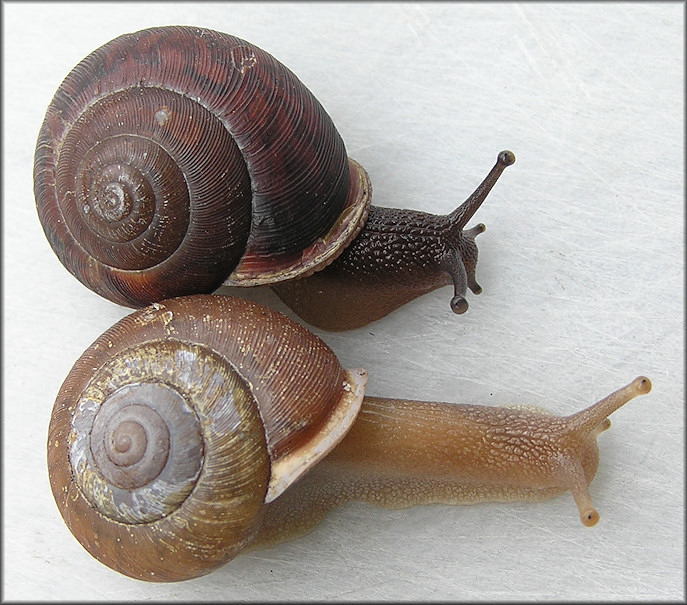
{"left": 3, "top": 2, "right": 683, "bottom": 601}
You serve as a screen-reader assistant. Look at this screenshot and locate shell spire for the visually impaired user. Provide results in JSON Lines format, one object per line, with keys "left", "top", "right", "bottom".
{"left": 47, "top": 295, "right": 367, "bottom": 581}
{"left": 34, "top": 26, "right": 370, "bottom": 307}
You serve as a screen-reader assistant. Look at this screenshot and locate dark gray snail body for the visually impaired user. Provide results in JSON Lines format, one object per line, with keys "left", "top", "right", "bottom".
{"left": 48, "top": 294, "right": 651, "bottom": 582}
{"left": 33, "top": 25, "right": 515, "bottom": 330}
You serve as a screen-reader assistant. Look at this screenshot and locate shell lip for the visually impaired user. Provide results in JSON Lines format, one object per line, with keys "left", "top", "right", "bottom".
{"left": 265, "top": 367, "right": 368, "bottom": 502}
{"left": 225, "top": 158, "right": 372, "bottom": 287}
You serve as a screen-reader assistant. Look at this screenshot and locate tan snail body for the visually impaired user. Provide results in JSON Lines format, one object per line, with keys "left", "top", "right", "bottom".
{"left": 34, "top": 26, "right": 515, "bottom": 330}
{"left": 48, "top": 295, "right": 651, "bottom": 582}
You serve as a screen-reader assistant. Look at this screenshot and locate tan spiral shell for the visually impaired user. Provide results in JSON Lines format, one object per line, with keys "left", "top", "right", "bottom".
{"left": 47, "top": 295, "right": 367, "bottom": 581}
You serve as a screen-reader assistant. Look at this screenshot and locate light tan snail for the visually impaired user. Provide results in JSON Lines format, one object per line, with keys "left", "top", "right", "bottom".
{"left": 34, "top": 25, "right": 515, "bottom": 330}
{"left": 48, "top": 295, "right": 651, "bottom": 582}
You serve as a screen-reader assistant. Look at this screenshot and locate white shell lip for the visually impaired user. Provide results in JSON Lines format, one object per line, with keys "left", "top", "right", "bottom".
{"left": 225, "top": 158, "right": 372, "bottom": 286}
{"left": 265, "top": 367, "right": 368, "bottom": 503}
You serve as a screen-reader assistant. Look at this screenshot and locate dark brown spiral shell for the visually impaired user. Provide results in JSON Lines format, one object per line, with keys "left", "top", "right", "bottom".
{"left": 35, "top": 26, "right": 370, "bottom": 307}
{"left": 47, "top": 295, "right": 366, "bottom": 581}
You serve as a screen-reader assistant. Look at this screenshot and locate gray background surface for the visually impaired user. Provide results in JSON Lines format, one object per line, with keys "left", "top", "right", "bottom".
{"left": 3, "top": 2, "right": 684, "bottom": 601}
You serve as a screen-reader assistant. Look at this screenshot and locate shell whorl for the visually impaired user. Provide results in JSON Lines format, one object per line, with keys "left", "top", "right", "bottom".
{"left": 48, "top": 295, "right": 366, "bottom": 581}
{"left": 51, "top": 336, "right": 269, "bottom": 581}
{"left": 35, "top": 26, "right": 370, "bottom": 307}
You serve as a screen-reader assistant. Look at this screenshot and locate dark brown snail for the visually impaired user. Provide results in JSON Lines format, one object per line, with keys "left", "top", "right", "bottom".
{"left": 34, "top": 25, "right": 515, "bottom": 330}
{"left": 48, "top": 294, "right": 651, "bottom": 582}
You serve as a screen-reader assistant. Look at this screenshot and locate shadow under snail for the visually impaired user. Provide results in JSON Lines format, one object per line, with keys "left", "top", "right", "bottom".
{"left": 33, "top": 25, "right": 515, "bottom": 331}
{"left": 48, "top": 294, "right": 651, "bottom": 582}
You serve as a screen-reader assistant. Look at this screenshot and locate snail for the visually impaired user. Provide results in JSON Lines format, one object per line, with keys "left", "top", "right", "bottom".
{"left": 48, "top": 294, "right": 651, "bottom": 582}
{"left": 33, "top": 25, "right": 515, "bottom": 330}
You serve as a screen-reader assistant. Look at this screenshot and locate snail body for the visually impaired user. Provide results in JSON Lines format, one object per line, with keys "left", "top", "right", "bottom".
{"left": 48, "top": 294, "right": 651, "bottom": 582}
{"left": 34, "top": 26, "right": 514, "bottom": 330}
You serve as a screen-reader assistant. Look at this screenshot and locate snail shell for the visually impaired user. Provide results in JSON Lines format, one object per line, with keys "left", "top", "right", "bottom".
{"left": 47, "top": 295, "right": 366, "bottom": 581}
{"left": 35, "top": 26, "right": 370, "bottom": 307}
